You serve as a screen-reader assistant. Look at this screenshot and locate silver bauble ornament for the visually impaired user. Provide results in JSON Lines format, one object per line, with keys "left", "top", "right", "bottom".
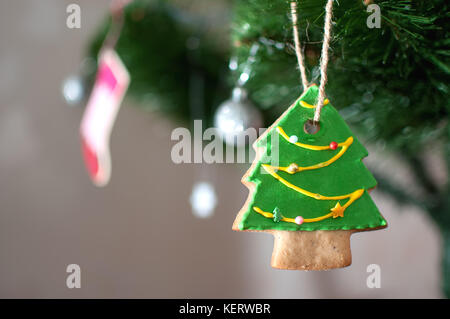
{"left": 190, "top": 182, "right": 217, "bottom": 219}
{"left": 62, "top": 75, "right": 84, "bottom": 106}
{"left": 214, "top": 87, "right": 263, "bottom": 147}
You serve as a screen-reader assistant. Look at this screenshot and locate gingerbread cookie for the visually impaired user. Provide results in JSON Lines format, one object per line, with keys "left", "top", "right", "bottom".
{"left": 233, "top": 85, "right": 387, "bottom": 270}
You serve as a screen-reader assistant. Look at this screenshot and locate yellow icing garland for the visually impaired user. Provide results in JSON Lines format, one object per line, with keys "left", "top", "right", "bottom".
{"left": 253, "top": 206, "right": 337, "bottom": 223}
{"left": 253, "top": 125, "right": 365, "bottom": 224}
{"left": 299, "top": 99, "right": 329, "bottom": 109}
{"left": 276, "top": 127, "right": 353, "bottom": 172}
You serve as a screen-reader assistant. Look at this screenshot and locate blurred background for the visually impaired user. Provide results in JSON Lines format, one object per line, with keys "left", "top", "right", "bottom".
{"left": 0, "top": 0, "right": 448, "bottom": 298}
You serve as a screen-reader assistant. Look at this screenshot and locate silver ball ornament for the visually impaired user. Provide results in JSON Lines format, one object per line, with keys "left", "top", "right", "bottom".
{"left": 190, "top": 182, "right": 217, "bottom": 219}
{"left": 62, "top": 75, "right": 85, "bottom": 106}
{"left": 214, "top": 87, "right": 263, "bottom": 147}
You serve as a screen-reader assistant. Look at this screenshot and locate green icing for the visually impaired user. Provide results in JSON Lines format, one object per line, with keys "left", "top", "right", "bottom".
{"left": 239, "top": 85, "right": 387, "bottom": 231}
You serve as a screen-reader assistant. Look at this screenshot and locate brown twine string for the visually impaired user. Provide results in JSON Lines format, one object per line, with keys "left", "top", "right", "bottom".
{"left": 314, "top": 0, "right": 334, "bottom": 123}
{"left": 290, "top": 1, "right": 309, "bottom": 92}
{"left": 103, "top": 0, "right": 132, "bottom": 49}
{"left": 290, "top": 0, "right": 334, "bottom": 124}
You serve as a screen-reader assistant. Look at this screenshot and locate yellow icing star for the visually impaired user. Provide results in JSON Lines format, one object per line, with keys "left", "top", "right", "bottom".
{"left": 331, "top": 203, "right": 345, "bottom": 218}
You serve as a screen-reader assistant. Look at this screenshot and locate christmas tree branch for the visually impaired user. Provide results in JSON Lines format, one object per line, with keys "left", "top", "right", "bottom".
{"left": 373, "top": 172, "right": 429, "bottom": 210}
{"left": 401, "top": 147, "right": 440, "bottom": 196}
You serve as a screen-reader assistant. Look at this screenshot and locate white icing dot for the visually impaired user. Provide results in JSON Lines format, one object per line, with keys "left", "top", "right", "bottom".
{"left": 289, "top": 135, "right": 298, "bottom": 143}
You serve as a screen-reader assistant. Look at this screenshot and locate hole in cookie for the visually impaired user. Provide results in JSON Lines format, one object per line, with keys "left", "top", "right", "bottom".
{"left": 304, "top": 119, "right": 320, "bottom": 135}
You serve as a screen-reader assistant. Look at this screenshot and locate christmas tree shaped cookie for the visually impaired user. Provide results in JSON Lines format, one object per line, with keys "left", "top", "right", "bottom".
{"left": 233, "top": 85, "right": 387, "bottom": 270}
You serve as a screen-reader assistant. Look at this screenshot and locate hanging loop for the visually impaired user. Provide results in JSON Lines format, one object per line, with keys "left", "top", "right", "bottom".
{"left": 290, "top": 0, "right": 335, "bottom": 124}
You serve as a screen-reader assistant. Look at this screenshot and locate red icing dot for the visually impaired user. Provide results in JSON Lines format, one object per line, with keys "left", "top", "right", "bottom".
{"left": 329, "top": 141, "right": 338, "bottom": 150}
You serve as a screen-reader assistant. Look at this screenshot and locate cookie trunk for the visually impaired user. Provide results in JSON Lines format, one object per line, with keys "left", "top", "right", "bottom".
{"left": 271, "top": 230, "right": 353, "bottom": 270}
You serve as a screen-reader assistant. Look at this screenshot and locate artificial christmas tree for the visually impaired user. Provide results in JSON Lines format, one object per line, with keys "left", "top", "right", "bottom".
{"left": 233, "top": 85, "right": 387, "bottom": 269}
